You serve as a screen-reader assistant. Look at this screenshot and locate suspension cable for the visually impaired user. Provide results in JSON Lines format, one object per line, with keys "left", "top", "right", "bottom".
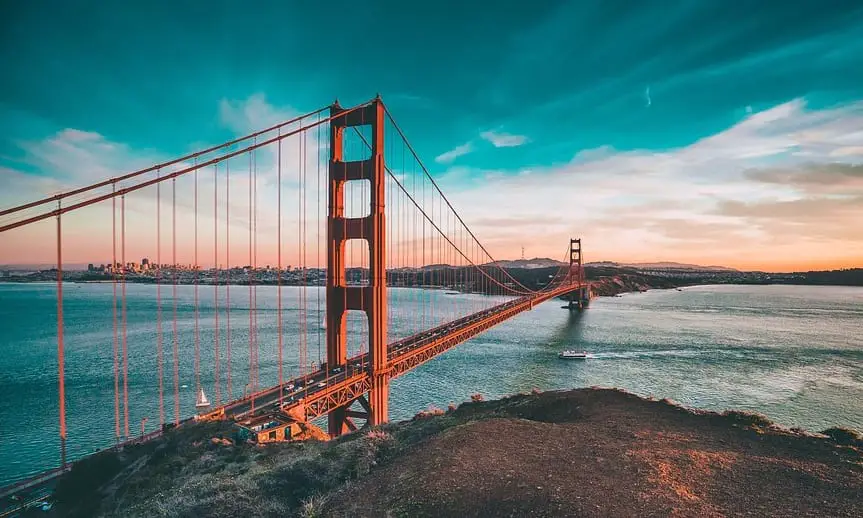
{"left": 382, "top": 104, "right": 540, "bottom": 294}
{"left": 0, "top": 107, "right": 330, "bottom": 218}
{"left": 0, "top": 101, "right": 374, "bottom": 234}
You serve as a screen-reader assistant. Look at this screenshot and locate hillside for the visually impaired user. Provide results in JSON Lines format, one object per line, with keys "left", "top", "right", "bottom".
{"left": 484, "top": 258, "right": 566, "bottom": 269}
{"left": 42, "top": 389, "right": 862, "bottom": 517}
{"left": 588, "top": 261, "right": 738, "bottom": 272}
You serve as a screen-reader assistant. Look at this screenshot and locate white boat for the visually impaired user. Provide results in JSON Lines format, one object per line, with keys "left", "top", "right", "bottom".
{"left": 195, "top": 387, "right": 211, "bottom": 408}
{"left": 558, "top": 350, "right": 588, "bottom": 360}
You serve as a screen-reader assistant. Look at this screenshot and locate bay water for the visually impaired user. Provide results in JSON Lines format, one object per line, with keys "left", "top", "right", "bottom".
{"left": 1, "top": 282, "right": 861, "bottom": 486}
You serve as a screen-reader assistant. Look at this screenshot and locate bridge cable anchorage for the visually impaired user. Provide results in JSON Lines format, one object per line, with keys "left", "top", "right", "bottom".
{"left": 0, "top": 102, "right": 374, "bottom": 235}
{"left": 0, "top": 107, "right": 330, "bottom": 219}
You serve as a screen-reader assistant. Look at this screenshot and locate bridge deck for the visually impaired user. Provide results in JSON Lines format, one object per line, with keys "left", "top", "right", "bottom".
{"left": 209, "top": 283, "right": 585, "bottom": 421}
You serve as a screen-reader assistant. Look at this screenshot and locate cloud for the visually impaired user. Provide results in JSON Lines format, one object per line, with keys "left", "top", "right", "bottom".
{"left": 433, "top": 128, "right": 528, "bottom": 167}
{"left": 435, "top": 142, "right": 473, "bottom": 164}
{"left": 479, "top": 130, "right": 529, "bottom": 148}
{"left": 433, "top": 98, "right": 863, "bottom": 270}
{"left": 1, "top": 94, "right": 331, "bottom": 268}
{"left": 745, "top": 163, "right": 863, "bottom": 195}
{"left": 219, "top": 93, "right": 299, "bottom": 134}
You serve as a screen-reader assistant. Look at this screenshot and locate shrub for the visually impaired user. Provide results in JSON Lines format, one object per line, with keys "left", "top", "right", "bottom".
{"left": 365, "top": 429, "right": 392, "bottom": 441}
{"left": 821, "top": 427, "right": 863, "bottom": 447}
{"left": 721, "top": 410, "right": 774, "bottom": 429}
{"left": 413, "top": 406, "right": 445, "bottom": 420}
{"left": 300, "top": 494, "right": 329, "bottom": 518}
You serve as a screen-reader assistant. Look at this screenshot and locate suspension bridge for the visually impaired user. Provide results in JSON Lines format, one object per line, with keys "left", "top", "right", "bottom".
{"left": 0, "top": 96, "right": 588, "bottom": 493}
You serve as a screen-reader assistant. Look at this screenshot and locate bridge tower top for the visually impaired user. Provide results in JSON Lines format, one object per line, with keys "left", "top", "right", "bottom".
{"left": 570, "top": 238, "right": 583, "bottom": 283}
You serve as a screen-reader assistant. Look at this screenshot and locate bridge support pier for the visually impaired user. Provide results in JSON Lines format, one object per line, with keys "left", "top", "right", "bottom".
{"left": 326, "top": 97, "right": 389, "bottom": 437}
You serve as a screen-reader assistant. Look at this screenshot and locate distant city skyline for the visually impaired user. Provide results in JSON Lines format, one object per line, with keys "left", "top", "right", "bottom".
{"left": 1, "top": 3, "right": 862, "bottom": 271}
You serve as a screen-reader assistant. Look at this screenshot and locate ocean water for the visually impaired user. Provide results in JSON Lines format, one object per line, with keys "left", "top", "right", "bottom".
{"left": 1, "top": 283, "right": 861, "bottom": 486}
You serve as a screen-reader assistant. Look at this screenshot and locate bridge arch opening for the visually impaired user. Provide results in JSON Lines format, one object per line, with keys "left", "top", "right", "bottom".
{"left": 341, "top": 124, "right": 373, "bottom": 162}
{"left": 343, "top": 179, "right": 372, "bottom": 219}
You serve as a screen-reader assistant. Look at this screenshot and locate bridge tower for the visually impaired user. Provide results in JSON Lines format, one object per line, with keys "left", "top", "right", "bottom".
{"left": 326, "top": 97, "right": 389, "bottom": 437}
{"left": 568, "top": 238, "right": 589, "bottom": 311}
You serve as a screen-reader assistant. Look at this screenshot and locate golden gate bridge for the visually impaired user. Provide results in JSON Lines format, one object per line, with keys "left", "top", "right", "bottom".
{"left": 0, "top": 96, "right": 588, "bottom": 490}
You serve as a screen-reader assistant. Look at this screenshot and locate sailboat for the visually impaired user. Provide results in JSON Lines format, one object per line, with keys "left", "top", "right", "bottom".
{"left": 195, "top": 387, "right": 211, "bottom": 409}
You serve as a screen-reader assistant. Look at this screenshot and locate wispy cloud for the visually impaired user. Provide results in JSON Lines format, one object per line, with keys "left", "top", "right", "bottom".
{"left": 479, "top": 130, "right": 529, "bottom": 148}
{"left": 435, "top": 142, "right": 473, "bottom": 164}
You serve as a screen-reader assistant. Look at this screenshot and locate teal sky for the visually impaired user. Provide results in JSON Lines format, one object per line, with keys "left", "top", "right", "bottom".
{"left": 2, "top": 1, "right": 863, "bottom": 270}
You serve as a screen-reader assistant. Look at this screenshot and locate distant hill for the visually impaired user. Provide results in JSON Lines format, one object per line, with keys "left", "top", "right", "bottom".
{"left": 485, "top": 258, "right": 566, "bottom": 269}
{"left": 587, "top": 261, "right": 738, "bottom": 272}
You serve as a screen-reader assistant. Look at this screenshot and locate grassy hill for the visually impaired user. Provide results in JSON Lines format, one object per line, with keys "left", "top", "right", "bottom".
{"left": 42, "top": 389, "right": 862, "bottom": 517}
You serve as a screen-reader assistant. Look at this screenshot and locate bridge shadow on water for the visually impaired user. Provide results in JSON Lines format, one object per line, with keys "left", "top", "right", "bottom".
{"left": 505, "top": 308, "right": 590, "bottom": 393}
{"left": 546, "top": 308, "right": 587, "bottom": 351}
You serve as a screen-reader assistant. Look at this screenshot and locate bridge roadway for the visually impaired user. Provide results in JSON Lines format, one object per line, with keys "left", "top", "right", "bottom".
{"left": 206, "top": 282, "right": 585, "bottom": 423}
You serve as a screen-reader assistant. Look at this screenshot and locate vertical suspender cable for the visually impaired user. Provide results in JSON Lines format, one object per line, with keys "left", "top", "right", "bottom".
{"left": 302, "top": 123, "right": 309, "bottom": 370}
{"left": 358, "top": 113, "right": 364, "bottom": 359}
{"left": 226, "top": 160, "right": 231, "bottom": 399}
{"left": 194, "top": 161, "right": 200, "bottom": 399}
{"left": 300, "top": 124, "right": 306, "bottom": 369}
{"left": 305, "top": 121, "right": 312, "bottom": 374}
{"left": 157, "top": 170, "right": 164, "bottom": 426}
{"left": 112, "top": 187, "right": 120, "bottom": 440}
{"left": 121, "top": 194, "right": 128, "bottom": 438}
{"left": 277, "top": 132, "right": 283, "bottom": 402}
{"left": 172, "top": 179, "right": 179, "bottom": 425}
{"left": 422, "top": 162, "right": 426, "bottom": 329}
{"left": 253, "top": 143, "right": 259, "bottom": 391}
{"left": 214, "top": 164, "right": 220, "bottom": 405}
{"left": 316, "top": 113, "right": 322, "bottom": 365}
{"left": 56, "top": 200, "right": 66, "bottom": 467}
{"left": 248, "top": 149, "right": 253, "bottom": 405}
